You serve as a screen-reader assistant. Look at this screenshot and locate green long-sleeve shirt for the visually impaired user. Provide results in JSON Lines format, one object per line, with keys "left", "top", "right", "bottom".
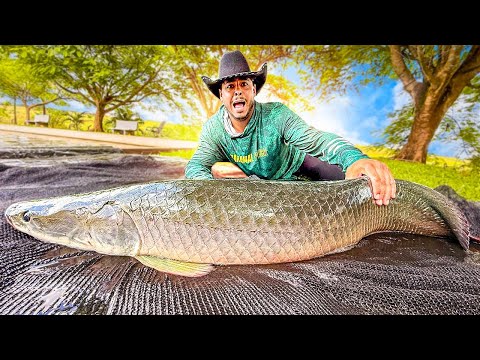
{"left": 185, "top": 101, "right": 369, "bottom": 180}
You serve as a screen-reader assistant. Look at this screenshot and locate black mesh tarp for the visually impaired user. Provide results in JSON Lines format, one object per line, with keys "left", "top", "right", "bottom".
{"left": 1, "top": 153, "right": 479, "bottom": 315}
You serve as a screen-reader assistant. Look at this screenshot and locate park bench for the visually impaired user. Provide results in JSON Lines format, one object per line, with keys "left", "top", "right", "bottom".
{"left": 32, "top": 114, "right": 50, "bottom": 126}
{"left": 145, "top": 121, "right": 166, "bottom": 137}
{"left": 111, "top": 120, "right": 141, "bottom": 135}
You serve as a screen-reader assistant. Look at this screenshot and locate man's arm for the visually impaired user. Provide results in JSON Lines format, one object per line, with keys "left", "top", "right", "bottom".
{"left": 280, "top": 105, "right": 368, "bottom": 170}
{"left": 280, "top": 105, "right": 396, "bottom": 205}
{"left": 184, "top": 126, "right": 226, "bottom": 180}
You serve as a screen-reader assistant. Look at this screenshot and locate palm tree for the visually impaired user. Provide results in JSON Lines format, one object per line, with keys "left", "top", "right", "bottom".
{"left": 62, "top": 111, "right": 87, "bottom": 130}
{"left": 111, "top": 107, "right": 142, "bottom": 123}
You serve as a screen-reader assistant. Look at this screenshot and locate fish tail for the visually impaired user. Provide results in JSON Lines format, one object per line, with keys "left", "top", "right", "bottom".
{"left": 424, "top": 185, "right": 471, "bottom": 250}
{"left": 432, "top": 200, "right": 470, "bottom": 250}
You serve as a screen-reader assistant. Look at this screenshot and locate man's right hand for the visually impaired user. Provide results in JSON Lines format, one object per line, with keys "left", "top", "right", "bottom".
{"left": 345, "top": 158, "right": 396, "bottom": 206}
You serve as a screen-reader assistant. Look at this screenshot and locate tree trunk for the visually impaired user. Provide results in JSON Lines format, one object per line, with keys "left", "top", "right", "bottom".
{"left": 395, "top": 105, "right": 446, "bottom": 163}
{"left": 92, "top": 105, "right": 106, "bottom": 132}
{"left": 12, "top": 97, "right": 17, "bottom": 125}
{"left": 25, "top": 105, "right": 34, "bottom": 124}
{"left": 23, "top": 100, "right": 30, "bottom": 125}
{"left": 42, "top": 104, "right": 46, "bottom": 115}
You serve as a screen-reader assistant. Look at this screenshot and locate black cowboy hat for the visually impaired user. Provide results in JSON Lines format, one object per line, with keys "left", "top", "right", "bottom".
{"left": 202, "top": 50, "right": 267, "bottom": 99}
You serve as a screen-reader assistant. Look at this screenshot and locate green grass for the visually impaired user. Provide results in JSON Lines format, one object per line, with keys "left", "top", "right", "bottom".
{"left": 156, "top": 149, "right": 197, "bottom": 159}
{"left": 145, "top": 121, "right": 201, "bottom": 141}
{"left": 358, "top": 145, "right": 479, "bottom": 201}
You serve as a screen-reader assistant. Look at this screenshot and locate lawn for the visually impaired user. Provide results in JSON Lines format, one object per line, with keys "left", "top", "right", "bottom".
{"left": 358, "top": 145, "right": 479, "bottom": 201}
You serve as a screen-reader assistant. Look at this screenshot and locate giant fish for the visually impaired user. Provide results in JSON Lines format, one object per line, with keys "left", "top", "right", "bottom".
{"left": 4, "top": 177, "right": 471, "bottom": 277}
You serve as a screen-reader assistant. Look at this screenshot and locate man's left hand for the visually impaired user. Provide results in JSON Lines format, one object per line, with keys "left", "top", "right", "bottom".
{"left": 345, "top": 158, "right": 396, "bottom": 206}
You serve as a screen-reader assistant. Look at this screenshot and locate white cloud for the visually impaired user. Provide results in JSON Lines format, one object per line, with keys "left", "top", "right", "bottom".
{"left": 298, "top": 97, "right": 368, "bottom": 146}
{"left": 258, "top": 88, "right": 374, "bottom": 146}
{"left": 392, "top": 81, "right": 410, "bottom": 110}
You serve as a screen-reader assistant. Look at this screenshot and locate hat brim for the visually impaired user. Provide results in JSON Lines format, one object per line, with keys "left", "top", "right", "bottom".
{"left": 202, "top": 63, "right": 267, "bottom": 99}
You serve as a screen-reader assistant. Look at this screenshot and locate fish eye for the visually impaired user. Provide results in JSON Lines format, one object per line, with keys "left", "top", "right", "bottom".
{"left": 22, "top": 212, "right": 31, "bottom": 222}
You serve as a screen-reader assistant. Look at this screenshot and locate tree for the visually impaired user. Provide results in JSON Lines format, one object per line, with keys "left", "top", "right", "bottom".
{"left": 62, "top": 111, "right": 87, "bottom": 130}
{"left": 295, "top": 45, "right": 480, "bottom": 163}
{"left": 0, "top": 56, "right": 63, "bottom": 124}
{"left": 389, "top": 46, "right": 480, "bottom": 162}
{"left": 10, "top": 45, "right": 186, "bottom": 132}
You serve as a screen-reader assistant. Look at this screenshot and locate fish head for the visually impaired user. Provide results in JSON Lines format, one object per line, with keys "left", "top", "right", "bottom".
{"left": 5, "top": 195, "right": 140, "bottom": 255}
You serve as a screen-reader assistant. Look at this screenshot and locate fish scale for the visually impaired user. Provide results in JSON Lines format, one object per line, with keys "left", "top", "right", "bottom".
{"left": 4, "top": 177, "right": 470, "bottom": 277}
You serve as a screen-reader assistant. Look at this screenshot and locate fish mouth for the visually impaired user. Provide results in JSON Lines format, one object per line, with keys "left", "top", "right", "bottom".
{"left": 4, "top": 211, "right": 13, "bottom": 227}
{"left": 4, "top": 202, "right": 24, "bottom": 228}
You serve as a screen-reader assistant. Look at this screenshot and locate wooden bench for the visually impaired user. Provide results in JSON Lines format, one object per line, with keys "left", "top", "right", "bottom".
{"left": 111, "top": 120, "right": 140, "bottom": 135}
{"left": 32, "top": 114, "right": 50, "bottom": 126}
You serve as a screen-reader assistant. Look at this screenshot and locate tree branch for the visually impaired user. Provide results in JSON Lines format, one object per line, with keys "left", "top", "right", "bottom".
{"left": 436, "top": 45, "right": 463, "bottom": 83}
{"left": 389, "top": 45, "right": 421, "bottom": 100}
{"left": 457, "top": 46, "right": 480, "bottom": 77}
{"left": 28, "top": 96, "right": 63, "bottom": 109}
{"left": 409, "top": 45, "right": 434, "bottom": 82}
{"left": 54, "top": 81, "right": 95, "bottom": 105}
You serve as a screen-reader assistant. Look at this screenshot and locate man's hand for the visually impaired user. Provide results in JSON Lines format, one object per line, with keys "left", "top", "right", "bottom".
{"left": 345, "top": 158, "right": 396, "bottom": 206}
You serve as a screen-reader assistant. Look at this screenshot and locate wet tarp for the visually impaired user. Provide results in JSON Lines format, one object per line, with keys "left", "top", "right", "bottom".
{"left": 1, "top": 153, "right": 479, "bottom": 315}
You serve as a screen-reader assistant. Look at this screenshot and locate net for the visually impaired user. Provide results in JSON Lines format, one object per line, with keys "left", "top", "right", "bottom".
{"left": 1, "top": 151, "right": 479, "bottom": 315}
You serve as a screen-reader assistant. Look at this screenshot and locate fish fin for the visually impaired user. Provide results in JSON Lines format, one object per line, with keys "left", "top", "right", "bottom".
{"left": 470, "top": 234, "right": 480, "bottom": 244}
{"left": 134, "top": 256, "right": 214, "bottom": 277}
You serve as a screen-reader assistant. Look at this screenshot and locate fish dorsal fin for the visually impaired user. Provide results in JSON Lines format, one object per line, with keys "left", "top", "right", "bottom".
{"left": 134, "top": 256, "right": 215, "bottom": 277}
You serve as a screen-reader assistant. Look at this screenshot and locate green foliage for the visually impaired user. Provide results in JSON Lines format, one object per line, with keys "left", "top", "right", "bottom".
{"left": 469, "top": 155, "right": 480, "bottom": 173}
{"left": 0, "top": 106, "right": 8, "bottom": 119}
{"left": 46, "top": 108, "right": 69, "bottom": 128}
{"left": 61, "top": 111, "right": 87, "bottom": 130}
{"left": 377, "top": 104, "right": 415, "bottom": 148}
{"left": 293, "top": 45, "right": 394, "bottom": 99}
{"left": 155, "top": 149, "right": 197, "bottom": 159}
{"left": 159, "top": 123, "right": 201, "bottom": 141}
{"left": 111, "top": 107, "right": 142, "bottom": 123}
{"left": 0, "top": 55, "right": 62, "bottom": 111}
{"left": 378, "top": 157, "right": 479, "bottom": 201}
{"left": 463, "top": 76, "right": 480, "bottom": 103}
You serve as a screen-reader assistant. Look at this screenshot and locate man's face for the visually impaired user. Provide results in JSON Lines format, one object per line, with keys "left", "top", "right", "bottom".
{"left": 219, "top": 77, "right": 256, "bottom": 123}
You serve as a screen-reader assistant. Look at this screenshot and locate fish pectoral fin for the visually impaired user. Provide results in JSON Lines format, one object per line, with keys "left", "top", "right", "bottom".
{"left": 134, "top": 256, "right": 214, "bottom": 277}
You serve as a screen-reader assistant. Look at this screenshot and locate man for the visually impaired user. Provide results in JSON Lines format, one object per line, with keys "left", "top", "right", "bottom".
{"left": 185, "top": 50, "right": 396, "bottom": 206}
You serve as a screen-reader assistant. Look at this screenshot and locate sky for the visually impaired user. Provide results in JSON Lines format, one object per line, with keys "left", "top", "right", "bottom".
{"left": 25, "top": 64, "right": 474, "bottom": 159}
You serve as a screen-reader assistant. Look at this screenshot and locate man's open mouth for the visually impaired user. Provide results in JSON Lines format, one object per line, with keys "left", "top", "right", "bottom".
{"left": 233, "top": 100, "right": 246, "bottom": 109}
